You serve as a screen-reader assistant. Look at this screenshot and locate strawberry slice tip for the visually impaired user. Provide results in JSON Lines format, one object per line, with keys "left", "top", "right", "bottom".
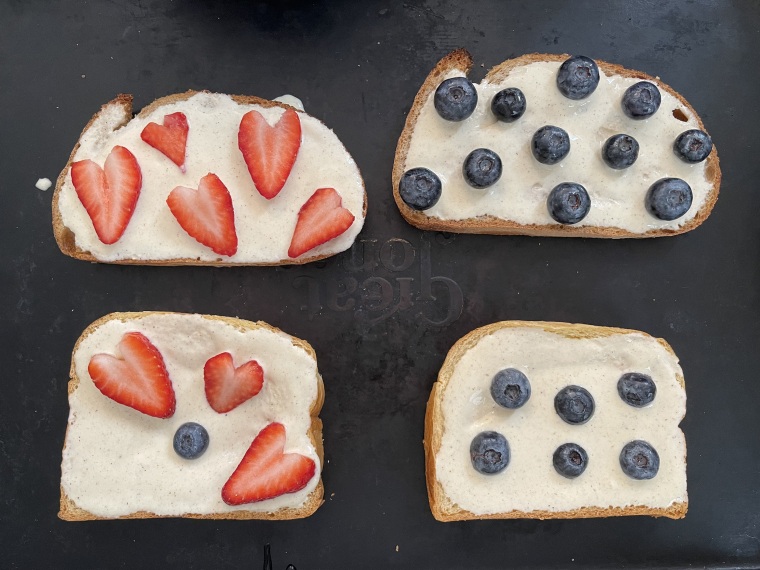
{"left": 140, "top": 112, "right": 189, "bottom": 170}
{"left": 88, "top": 331, "right": 176, "bottom": 418}
{"left": 288, "top": 187, "right": 355, "bottom": 258}
{"left": 222, "top": 422, "right": 316, "bottom": 505}
{"left": 204, "top": 352, "right": 264, "bottom": 413}
{"left": 71, "top": 145, "right": 142, "bottom": 245}
{"left": 167, "top": 173, "right": 238, "bottom": 256}
{"left": 238, "top": 108, "right": 301, "bottom": 199}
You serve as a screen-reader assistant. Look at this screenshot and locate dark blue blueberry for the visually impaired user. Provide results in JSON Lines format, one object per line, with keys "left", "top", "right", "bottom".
{"left": 463, "top": 148, "right": 502, "bottom": 189}
{"left": 556, "top": 55, "right": 600, "bottom": 100}
{"left": 602, "top": 134, "right": 639, "bottom": 169}
{"left": 645, "top": 178, "right": 693, "bottom": 221}
{"left": 470, "top": 431, "right": 510, "bottom": 474}
{"left": 619, "top": 440, "right": 660, "bottom": 480}
{"left": 621, "top": 81, "right": 661, "bottom": 120}
{"left": 434, "top": 77, "right": 478, "bottom": 121}
{"left": 399, "top": 167, "right": 442, "bottom": 210}
{"left": 673, "top": 129, "right": 713, "bottom": 163}
{"left": 618, "top": 373, "right": 657, "bottom": 407}
{"left": 531, "top": 125, "right": 570, "bottom": 165}
{"left": 554, "top": 385, "right": 595, "bottom": 425}
{"left": 490, "top": 368, "right": 531, "bottom": 409}
{"left": 173, "top": 422, "right": 209, "bottom": 459}
{"left": 547, "top": 182, "right": 591, "bottom": 225}
{"left": 553, "top": 443, "right": 589, "bottom": 479}
{"left": 491, "top": 87, "right": 526, "bottom": 122}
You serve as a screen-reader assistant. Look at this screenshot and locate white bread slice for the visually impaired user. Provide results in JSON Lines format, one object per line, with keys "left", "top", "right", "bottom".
{"left": 393, "top": 50, "right": 720, "bottom": 237}
{"left": 53, "top": 91, "right": 367, "bottom": 265}
{"left": 60, "top": 312, "right": 324, "bottom": 520}
{"left": 424, "top": 321, "right": 687, "bottom": 521}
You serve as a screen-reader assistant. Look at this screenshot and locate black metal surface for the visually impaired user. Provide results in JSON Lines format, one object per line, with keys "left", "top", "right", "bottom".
{"left": 2, "top": 0, "right": 759, "bottom": 567}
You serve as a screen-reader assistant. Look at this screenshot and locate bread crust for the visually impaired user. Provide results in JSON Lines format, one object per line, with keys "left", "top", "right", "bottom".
{"left": 423, "top": 320, "right": 687, "bottom": 521}
{"left": 59, "top": 311, "right": 325, "bottom": 521}
{"left": 52, "top": 91, "right": 367, "bottom": 265}
{"left": 393, "top": 50, "right": 721, "bottom": 238}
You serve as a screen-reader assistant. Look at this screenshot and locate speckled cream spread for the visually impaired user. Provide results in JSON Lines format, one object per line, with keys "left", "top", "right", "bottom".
{"left": 405, "top": 62, "right": 710, "bottom": 232}
{"left": 61, "top": 314, "right": 321, "bottom": 517}
{"left": 58, "top": 92, "right": 365, "bottom": 262}
{"left": 435, "top": 327, "right": 686, "bottom": 515}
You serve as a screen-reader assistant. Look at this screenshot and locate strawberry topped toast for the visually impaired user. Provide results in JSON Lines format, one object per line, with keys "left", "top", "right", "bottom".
{"left": 53, "top": 91, "right": 366, "bottom": 264}
{"left": 60, "top": 312, "right": 324, "bottom": 520}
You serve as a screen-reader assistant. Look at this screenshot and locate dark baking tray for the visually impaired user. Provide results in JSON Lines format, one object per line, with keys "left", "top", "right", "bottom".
{"left": 2, "top": 0, "right": 759, "bottom": 567}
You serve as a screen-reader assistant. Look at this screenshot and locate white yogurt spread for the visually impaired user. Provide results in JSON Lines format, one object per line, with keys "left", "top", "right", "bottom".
{"left": 61, "top": 313, "right": 321, "bottom": 517}
{"left": 58, "top": 92, "right": 364, "bottom": 262}
{"left": 435, "top": 326, "right": 687, "bottom": 515}
{"left": 405, "top": 62, "right": 711, "bottom": 232}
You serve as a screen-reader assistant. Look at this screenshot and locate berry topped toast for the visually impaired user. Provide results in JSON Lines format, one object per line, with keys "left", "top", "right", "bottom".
{"left": 424, "top": 321, "right": 687, "bottom": 521}
{"left": 53, "top": 92, "right": 366, "bottom": 264}
{"left": 394, "top": 50, "right": 720, "bottom": 237}
{"left": 60, "top": 312, "right": 324, "bottom": 520}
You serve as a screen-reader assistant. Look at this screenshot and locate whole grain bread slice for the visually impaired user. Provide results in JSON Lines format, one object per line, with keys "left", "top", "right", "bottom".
{"left": 393, "top": 50, "right": 720, "bottom": 237}
{"left": 53, "top": 91, "right": 367, "bottom": 265}
{"left": 424, "top": 320, "right": 687, "bottom": 521}
{"left": 59, "top": 312, "right": 325, "bottom": 521}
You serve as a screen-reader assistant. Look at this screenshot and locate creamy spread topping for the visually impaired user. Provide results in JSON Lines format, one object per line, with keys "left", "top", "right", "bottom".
{"left": 405, "top": 62, "right": 711, "bottom": 232}
{"left": 61, "top": 314, "right": 321, "bottom": 517}
{"left": 58, "top": 92, "right": 364, "bottom": 262}
{"left": 435, "top": 326, "right": 686, "bottom": 515}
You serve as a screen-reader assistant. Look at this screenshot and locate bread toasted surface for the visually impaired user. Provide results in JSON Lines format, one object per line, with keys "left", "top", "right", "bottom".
{"left": 60, "top": 312, "right": 324, "bottom": 521}
{"left": 393, "top": 50, "right": 720, "bottom": 237}
{"left": 424, "top": 321, "right": 687, "bottom": 521}
{"left": 53, "top": 91, "right": 367, "bottom": 265}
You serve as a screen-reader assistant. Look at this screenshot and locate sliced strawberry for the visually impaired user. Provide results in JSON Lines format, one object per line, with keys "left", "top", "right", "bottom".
{"left": 166, "top": 173, "right": 238, "bottom": 256}
{"left": 71, "top": 145, "right": 142, "bottom": 244}
{"left": 88, "top": 332, "right": 176, "bottom": 418}
{"left": 238, "top": 108, "right": 301, "bottom": 199}
{"left": 204, "top": 352, "right": 264, "bottom": 413}
{"left": 140, "top": 112, "right": 189, "bottom": 171}
{"left": 288, "top": 187, "right": 355, "bottom": 258}
{"left": 222, "top": 422, "right": 316, "bottom": 505}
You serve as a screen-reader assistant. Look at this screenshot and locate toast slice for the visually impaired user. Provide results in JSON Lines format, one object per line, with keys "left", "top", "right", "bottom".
{"left": 393, "top": 50, "right": 720, "bottom": 237}
{"left": 60, "top": 312, "right": 324, "bottom": 520}
{"left": 53, "top": 91, "right": 367, "bottom": 265}
{"left": 424, "top": 321, "right": 687, "bottom": 521}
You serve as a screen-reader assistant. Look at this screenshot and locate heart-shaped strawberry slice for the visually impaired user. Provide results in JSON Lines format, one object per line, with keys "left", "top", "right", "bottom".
{"left": 288, "top": 187, "right": 355, "bottom": 258}
{"left": 71, "top": 145, "right": 142, "bottom": 245}
{"left": 167, "top": 173, "right": 238, "bottom": 256}
{"left": 140, "top": 112, "right": 189, "bottom": 171}
{"left": 238, "top": 108, "right": 301, "bottom": 199}
{"left": 88, "top": 332, "right": 176, "bottom": 418}
{"left": 204, "top": 352, "right": 264, "bottom": 413}
{"left": 222, "top": 422, "right": 316, "bottom": 505}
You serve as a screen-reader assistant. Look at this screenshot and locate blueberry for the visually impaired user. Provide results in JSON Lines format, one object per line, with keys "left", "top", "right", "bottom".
{"left": 470, "top": 431, "right": 510, "bottom": 474}
{"left": 556, "top": 55, "right": 600, "bottom": 100}
{"left": 645, "top": 178, "right": 693, "bottom": 221}
{"left": 553, "top": 443, "right": 589, "bottom": 479}
{"left": 463, "top": 148, "right": 502, "bottom": 189}
{"left": 547, "top": 182, "right": 591, "bottom": 225}
{"left": 491, "top": 87, "right": 526, "bottom": 122}
{"left": 674, "top": 129, "right": 713, "bottom": 163}
{"left": 434, "top": 77, "right": 478, "bottom": 121}
{"left": 173, "top": 422, "right": 209, "bottom": 459}
{"left": 602, "top": 134, "right": 639, "bottom": 169}
{"left": 619, "top": 440, "right": 660, "bottom": 480}
{"left": 399, "top": 167, "right": 442, "bottom": 210}
{"left": 554, "top": 385, "right": 595, "bottom": 425}
{"left": 617, "top": 372, "right": 657, "bottom": 407}
{"left": 531, "top": 125, "right": 570, "bottom": 165}
{"left": 621, "top": 81, "right": 661, "bottom": 120}
{"left": 490, "top": 368, "right": 531, "bottom": 409}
